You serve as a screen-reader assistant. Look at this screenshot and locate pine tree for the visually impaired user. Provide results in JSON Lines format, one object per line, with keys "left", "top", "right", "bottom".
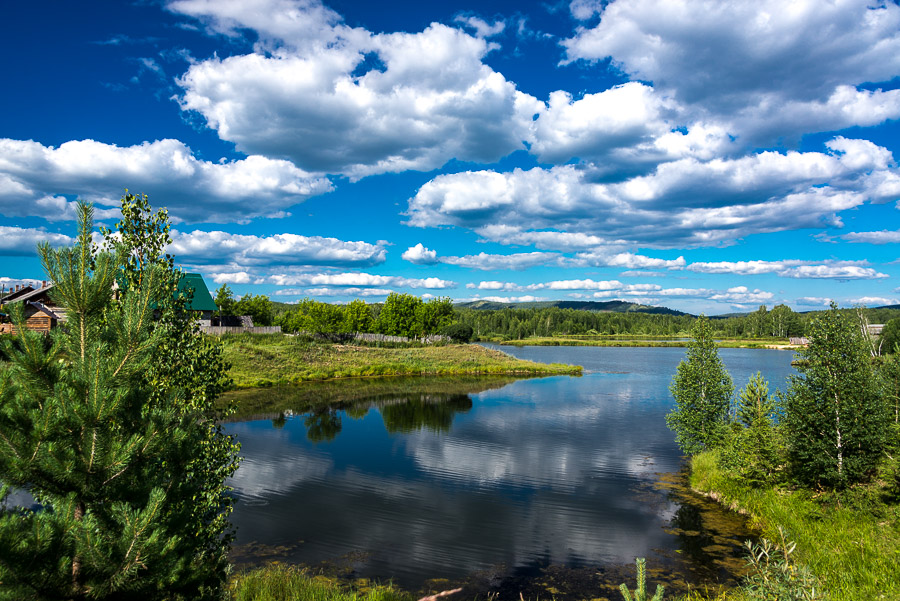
{"left": 729, "top": 372, "right": 781, "bottom": 483}
{"left": 0, "top": 200, "right": 239, "bottom": 600}
{"left": 666, "top": 315, "right": 734, "bottom": 455}
{"left": 784, "top": 302, "right": 889, "bottom": 489}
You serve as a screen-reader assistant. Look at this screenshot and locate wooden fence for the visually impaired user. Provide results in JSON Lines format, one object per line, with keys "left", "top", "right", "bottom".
{"left": 200, "top": 326, "right": 283, "bottom": 335}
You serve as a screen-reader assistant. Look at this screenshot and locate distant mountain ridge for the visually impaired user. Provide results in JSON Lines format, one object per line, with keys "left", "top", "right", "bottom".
{"left": 454, "top": 299, "right": 689, "bottom": 316}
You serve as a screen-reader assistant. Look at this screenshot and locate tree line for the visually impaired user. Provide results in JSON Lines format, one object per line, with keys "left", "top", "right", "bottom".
{"left": 454, "top": 304, "right": 809, "bottom": 339}
{"left": 455, "top": 303, "right": 900, "bottom": 346}
{"left": 210, "top": 285, "right": 900, "bottom": 350}
{"left": 211, "top": 288, "right": 471, "bottom": 341}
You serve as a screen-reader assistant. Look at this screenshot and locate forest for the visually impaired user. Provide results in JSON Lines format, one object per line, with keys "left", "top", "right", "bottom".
{"left": 215, "top": 285, "right": 900, "bottom": 347}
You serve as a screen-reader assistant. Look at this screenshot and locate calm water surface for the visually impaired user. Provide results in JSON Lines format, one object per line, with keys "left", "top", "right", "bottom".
{"left": 226, "top": 346, "right": 796, "bottom": 597}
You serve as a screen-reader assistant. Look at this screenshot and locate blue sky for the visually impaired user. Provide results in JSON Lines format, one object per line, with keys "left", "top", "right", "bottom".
{"left": 2, "top": 0, "right": 900, "bottom": 314}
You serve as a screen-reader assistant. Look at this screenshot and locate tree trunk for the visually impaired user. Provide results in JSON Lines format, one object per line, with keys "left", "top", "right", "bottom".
{"left": 72, "top": 500, "right": 85, "bottom": 599}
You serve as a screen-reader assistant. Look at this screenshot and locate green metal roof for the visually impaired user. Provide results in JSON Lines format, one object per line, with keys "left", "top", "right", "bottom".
{"left": 176, "top": 273, "right": 218, "bottom": 312}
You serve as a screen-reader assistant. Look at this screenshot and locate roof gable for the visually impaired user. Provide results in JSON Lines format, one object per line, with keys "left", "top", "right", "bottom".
{"left": 176, "top": 273, "right": 218, "bottom": 312}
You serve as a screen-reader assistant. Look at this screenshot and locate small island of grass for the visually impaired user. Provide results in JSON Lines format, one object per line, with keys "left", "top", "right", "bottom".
{"left": 221, "top": 334, "right": 581, "bottom": 389}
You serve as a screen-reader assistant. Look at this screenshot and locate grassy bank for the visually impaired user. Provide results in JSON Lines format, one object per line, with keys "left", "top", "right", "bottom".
{"left": 220, "top": 334, "right": 581, "bottom": 388}
{"left": 491, "top": 336, "right": 798, "bottom": 349}
{"left": 229, "top": 565, "right": 413, "bottom": 601}
{"left": 688, "top": 450, "right": 900, "bottom": 600}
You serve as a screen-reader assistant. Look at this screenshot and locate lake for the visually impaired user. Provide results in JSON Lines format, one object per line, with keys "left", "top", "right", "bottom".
{"left": 225, "top": 345, "right": 797, "bottom": 598}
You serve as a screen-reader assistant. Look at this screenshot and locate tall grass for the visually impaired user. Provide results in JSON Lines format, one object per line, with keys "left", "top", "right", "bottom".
{"left": 689, "top": 450, "right": 900, "bottom": 600}
{"left": 229, "top": 566, "right": 412, "bottom": 601}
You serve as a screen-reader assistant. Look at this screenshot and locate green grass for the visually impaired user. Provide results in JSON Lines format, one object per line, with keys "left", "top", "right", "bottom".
{"left": 229, "top": 565, "right": 413, "bottom": 601}
{"left": 220, "top": 334, "right": 581, "bottom": 388}
{"left": 688, "top": 450, "right": 900, "bottom": 600}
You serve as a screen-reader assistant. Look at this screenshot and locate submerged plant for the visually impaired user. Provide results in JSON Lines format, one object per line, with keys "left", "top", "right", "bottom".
{"left": 619, "top": 557, "right": 664, "bottom": 601}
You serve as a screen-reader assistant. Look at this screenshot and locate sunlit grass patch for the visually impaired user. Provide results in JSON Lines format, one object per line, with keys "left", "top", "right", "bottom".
{"left": 689, "top": 450, "right": 900, "bottom": 600}
{"left": 228, "top": 565, "right": 413, "bottom": 601}
{"left": 220, "top": 335, "right": 581, "bottom": 389}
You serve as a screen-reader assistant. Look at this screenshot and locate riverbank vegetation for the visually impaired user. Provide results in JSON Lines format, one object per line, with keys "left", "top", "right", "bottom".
{"left": 221, "top": 334, "right": 580, "bottom": 388}
{"left": 667, "top": 307, "right": 900, "bottom": 600}
{"left": 228, "top": 566, "right": 412, "bottom": 601}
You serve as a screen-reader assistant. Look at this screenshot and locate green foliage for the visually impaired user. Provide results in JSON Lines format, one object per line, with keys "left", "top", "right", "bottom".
{"left": 415, "top": 297, "right": 454, "bottom": 336}
{"left": 100, "top": 190, "right": 173, "bottom": 290}
{"left": 215, "top": 284, "right": 236, "bottom": 317}
{"left": 375, "top": 293, "right": 422, "bottom": 338}
{"left": 103, "top": 193, "right": 239, "bottom": 596}
{"left": 877, "top": 352, "right": 900, "bottom": 424}
{"left": 278, "top": 296, "right": 452, "bottom": 339}
{"left": 453, "top": 302, "right": 815, "bottom": 341}
{"left": 619, "top": 558, "right": 664, "bottom": 601}
{"left": 0, "top": 201, "right": 238, "bottom": 600}
{"left": 784, "top": 303, "right": 889, "bottom": 489}
{"left": 742, "top": 529, "right": 823, "bottom": 600}
{"left": 666, "top": 316, "right": 734, "bottom": 455}
{"left": 278, "top": 298, "right": 371, "bottom": 334}
{"left": 234, "top": 293, "right": 274, "bottom": 326}
{"left": 343, "top": 298, "right": 374, "bottom": 333}
{"left": 767, "top": 304, "right": 803, "bottom": 338}
{"left": 879, "top": 318, "right": 900, "bottom": 355}
{"left": 720, "top": 373, "right": 783, "bottom": 484}
{"left": 442, "top": 323, "right": 474, "bottom": 343}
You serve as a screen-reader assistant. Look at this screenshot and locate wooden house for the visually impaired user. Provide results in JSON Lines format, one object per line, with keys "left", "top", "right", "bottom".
{"left": 1, "top": 274, "right": 217, "bottom": 333}
{"left": 0, "top": 282, "right": 65, "bottom": 334}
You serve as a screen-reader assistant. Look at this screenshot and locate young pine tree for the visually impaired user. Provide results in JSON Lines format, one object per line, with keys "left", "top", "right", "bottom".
{"left": 666, "top": 316, "right": 734, "bottom": 455}
{"left": 0, "top": 201, "right": 238, "bottom": 600}
{"left": 784, "top": 303, "right": 889, "bottom": 489}
{"left": 724, "top": 372, "right": 781, "bottom": 484}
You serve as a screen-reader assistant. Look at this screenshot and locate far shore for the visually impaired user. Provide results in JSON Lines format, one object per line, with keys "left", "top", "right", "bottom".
{"left": 482, "top": 336, "right": 803, "bottom": 350}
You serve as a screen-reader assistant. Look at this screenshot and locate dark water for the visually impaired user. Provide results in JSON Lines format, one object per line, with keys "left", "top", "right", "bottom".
{"left": 226, "top": 346, "right": 796, "bottom": 598}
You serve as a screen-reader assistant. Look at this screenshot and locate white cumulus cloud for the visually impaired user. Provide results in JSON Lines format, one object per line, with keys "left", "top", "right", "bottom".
{"left": 267, "top": 272, "right": 455, "bottom": 289}
{"left": 0, "top": 226, "right": 75, "bottom": 256}
{"left": 563, "top": 0, "right": 900, "bottom": 114}
{"left": 401, "top": 243, "right": 438, "bottom": 264}
{"left": 687, "top": 259, "right": 888, "bottom": 280}
{"left": 407, "top": 138, "right": 898, "bottom": 248}
{"left": 175, "top": 9, "right": 541, "bottom": 179}
{"left": 0, "top": 138, "right": 331, "bottom": 223}
{"left": 168, "top": 230, "right": 386, "bottom": 267}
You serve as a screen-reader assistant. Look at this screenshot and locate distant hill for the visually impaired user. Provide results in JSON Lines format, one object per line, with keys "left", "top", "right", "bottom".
{"left": 454, "top": 299, "right": 690, "bottom": 316}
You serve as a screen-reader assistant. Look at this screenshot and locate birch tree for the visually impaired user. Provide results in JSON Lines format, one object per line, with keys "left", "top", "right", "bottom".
{"left": 784, "top": 303, "right": 888, "bottom": 489}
